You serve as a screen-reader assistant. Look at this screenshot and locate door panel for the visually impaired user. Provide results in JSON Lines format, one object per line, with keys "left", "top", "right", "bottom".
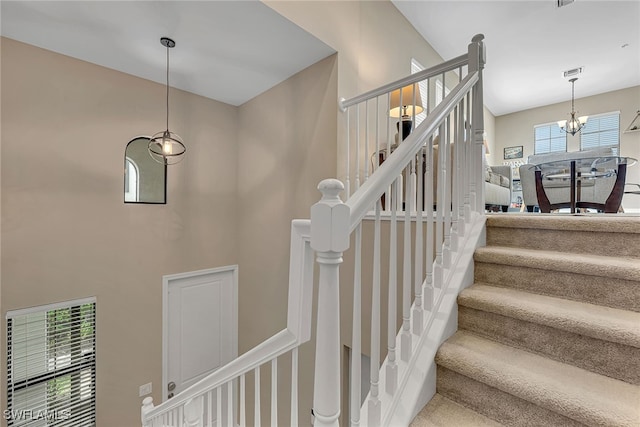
{"left": 163, "top": 266, "right": 238, "bottom": 400}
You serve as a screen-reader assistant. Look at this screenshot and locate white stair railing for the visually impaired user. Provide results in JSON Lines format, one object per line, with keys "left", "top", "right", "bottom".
{"left": 141, "top": 220, "right": 314, "bottom": 427}
{"left": 141, "top": 34, "right": 485, "bottom": 427}
{"left": 311, "top": 34, "right": 486, "bottom": 426}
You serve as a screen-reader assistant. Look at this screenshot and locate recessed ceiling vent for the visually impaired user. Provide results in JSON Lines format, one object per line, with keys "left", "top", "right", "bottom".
{"left": 557, "top": 0, "right": 575, "bottom": 7}
{"left": 563, "top": 66, "right": 584, "bottom": 79}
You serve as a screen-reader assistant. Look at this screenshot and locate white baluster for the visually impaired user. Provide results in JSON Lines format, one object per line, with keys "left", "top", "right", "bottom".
{"left": 434, "top": 123, "right": 445, "bottom": 288}
{"left": 456, "top": 101, "right": 466, "bottom": 235}
{"left": 413, "top": 150, "right": 424, "bottom": 335}
{"left": 351, "top": 222, "right": 362, "bottom": 426}
{"left": 386, "top": 180, "right": 397, "bottom": 395}
{"left": 410, "top": 159, "right": 417, "bottom": 212}
{"left": 385, "top": 94, "right": 391, "bottom": 212}
{"left": 311, "top": 179, "right": 349, "bottom": 427}
{"left": 255, "top": 367, "right": 261, "bottom": 427}
{"left": 141, "top": 396, "right": 154, "bottom": 427}
{"left": 216, "top": 387, "right": 222, "bottom": 427}
{"left": 271, "top": 359, "right": 278, "bottom": 427}
{"left": 401, "top": 165, "right": 412, "bottom": 362}
{"left": 369, "top": 200, "right": 382, "bottom": 427}
{"left": 424, "top": 139, "right": 434, "bottom": 311}
{"left": 450, "top": 107, "right": 460, "bottom": 253}
{"left": 356, "top": 105, "right": 361, "bottom": 189}
{"left": 291, "top": 348, "right": 299, "bottom": 427}
{"left": 346, "top": 107, "right": 351, "bottom": 199}
{"left": 240, "top": 374, "right": 246, "bottom": 427}
{"left": 443, "top": 118, "right": 452, "bottom": 269}
{"left": 365, "top": 100, "right": 370, "bottom": 183}
{"left": 207, "top": 390, "right": 213, "bottom": 427}
{"left": 464, "top": 94, "right": 472, "bottom": 220}
{"left": 227, "top": 382, "right": 233, "bottom": 427}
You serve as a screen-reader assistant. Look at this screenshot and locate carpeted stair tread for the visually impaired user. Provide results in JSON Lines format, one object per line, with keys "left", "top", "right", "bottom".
{"left": 486, "top": 214, "right": 640, "bottom": 234}
{"left": 459, "top": 284, "right": 640, "bottom": 348}
{"left": 474, "top": 246, "right": 640, "bottom": 282}
{"left": 436, "top": 331, "right": 640, "bottom": 427}
{"left": 411, "top": 393, "right": 504, "bottom": 427}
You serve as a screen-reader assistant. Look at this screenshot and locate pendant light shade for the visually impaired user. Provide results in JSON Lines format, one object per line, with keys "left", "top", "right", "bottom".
{"left": 149, "top": 37, "right": 186, "bottom": 165}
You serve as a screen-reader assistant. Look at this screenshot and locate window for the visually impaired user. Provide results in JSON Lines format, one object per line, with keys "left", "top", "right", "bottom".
{"left": 534, "top": 123, "right": 566, "bottom": 154}
{"left": 7, "top": 299, "right": 96, "bottom": 426}
{"left": 581, "top": 111, "right": 620, "bottom": 152}
{"left": 124, "top": 157, "right": 139, "bottom": 202}
{"left": 410, "top": 59, "right": 429, "bottom": 126}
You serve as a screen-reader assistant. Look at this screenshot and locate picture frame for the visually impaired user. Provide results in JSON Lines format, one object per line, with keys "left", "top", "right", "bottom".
{"left": 504, "top": 145, "right": 523, "bottom": 160}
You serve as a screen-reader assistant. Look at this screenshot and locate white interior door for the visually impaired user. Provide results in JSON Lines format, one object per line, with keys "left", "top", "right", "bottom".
{"left": 163, "top": 265, "right": 238, "bottom": 403}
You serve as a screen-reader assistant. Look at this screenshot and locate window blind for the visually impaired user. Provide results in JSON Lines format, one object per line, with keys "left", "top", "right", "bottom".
{"left": 7, "top": 298, "right": 96, "bottom": 426}
{"left": 411, "top": 59, "right": 429, "bottom": 126}
{"left": 581, "top": 112, "right": 619, "bottom": 152}
{"left": 534, "top": 123, "right": 566, "bottom": 154}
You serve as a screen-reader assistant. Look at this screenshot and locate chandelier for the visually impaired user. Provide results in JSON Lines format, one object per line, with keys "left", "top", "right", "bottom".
{"left": 557, "top": 77, "right": 588, "bottom": 136}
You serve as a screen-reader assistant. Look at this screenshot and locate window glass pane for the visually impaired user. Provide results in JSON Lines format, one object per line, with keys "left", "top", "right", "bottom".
{"left": 534, "top": 123, "right": 566, "bottom": 154}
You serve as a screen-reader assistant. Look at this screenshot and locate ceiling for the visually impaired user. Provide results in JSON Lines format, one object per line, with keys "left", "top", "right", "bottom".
{"left": 392, "top": 0, "right": 640, "bottom": 116}
{"left": 0, "top": 0, "right": 335, "bottom": 106}
{"left": 2, "top": 1, "right": 638, "bottom": 116}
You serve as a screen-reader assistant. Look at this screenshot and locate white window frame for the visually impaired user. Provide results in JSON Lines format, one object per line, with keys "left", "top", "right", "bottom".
{"left": 580, "top": 111, "right": 620, "bottom": 153}
{"left": 534, "top": 121, "right": 567, "bottom": 154}
{"left": 6, "top": 298, "right": 96, "bottom": 426}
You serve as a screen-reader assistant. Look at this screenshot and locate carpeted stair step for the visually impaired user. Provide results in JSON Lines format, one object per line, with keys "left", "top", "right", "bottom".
{"left": 474, "top": 246, "right": 640, "bottom": 311}
{"left": 435, "top": 331, "right": 640, "bottom": 427}
{"left": 457, "top": 284, "right": 640, "bottom": 384}
{"left": 485, "top": 214, "right": 640, "bottom": 259}
{"left": 410, "top": 393, "right": 503, "bottom": 427}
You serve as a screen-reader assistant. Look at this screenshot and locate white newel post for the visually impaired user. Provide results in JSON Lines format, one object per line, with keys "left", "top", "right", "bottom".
{"left": 184, "top": 396, "right": 204, "bottom": 427}
{"left": 468, "top": 34, "right": 486, "bottom": 214}
{"left": 311, "top": 179, "right": 350, "bottom": 427}
{"left": 141, "top": 397, "right": 154, "bottom": 427}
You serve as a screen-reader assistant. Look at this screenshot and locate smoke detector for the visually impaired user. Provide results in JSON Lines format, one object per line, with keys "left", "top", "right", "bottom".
{"left": 562, "top": 66, "right": 584, "bottom": 79}
{"left": 557, "top": 0, "right": 575, "bottom": 7}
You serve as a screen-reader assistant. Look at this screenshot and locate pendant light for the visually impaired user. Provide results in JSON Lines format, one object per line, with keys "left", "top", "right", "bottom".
{"left": 148, "top": 37, "right": 186, "bottom": 165}
{"left": 557, "top": 77, "right": 588, "bottom": 136}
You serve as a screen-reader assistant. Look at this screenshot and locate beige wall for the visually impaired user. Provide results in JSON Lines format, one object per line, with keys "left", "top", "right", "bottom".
{"left": 266, "top": 1, "right": 495, "bottom": 184}
{"left": 1, "top": 37, "right": 239, "bottom": 426}
{"left": 495, "top": 85, "right": 640, "bottom": 211}
{"left": 236, "top": 54, "right": 338, "bottom": 425}
{"left": 0, "top": 35, "right": 337, "bottom": 426}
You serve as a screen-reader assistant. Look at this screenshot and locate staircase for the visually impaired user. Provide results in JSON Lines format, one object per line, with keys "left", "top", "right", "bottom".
{"left": 413, "top": 214, "right": 640, "bottom": 426}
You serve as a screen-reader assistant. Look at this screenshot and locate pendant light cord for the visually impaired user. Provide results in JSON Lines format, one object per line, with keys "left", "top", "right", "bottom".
{"left": 166, "top": 44, "right": 170, "bottom": 132}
